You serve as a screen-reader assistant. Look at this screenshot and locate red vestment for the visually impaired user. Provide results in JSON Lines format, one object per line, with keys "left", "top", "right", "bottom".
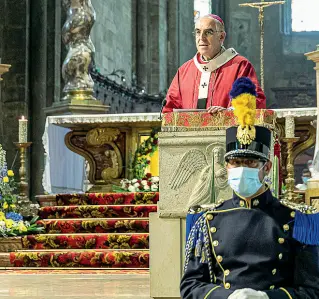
{"left": 163, "top": 52, "right": 266, "bottom": 113}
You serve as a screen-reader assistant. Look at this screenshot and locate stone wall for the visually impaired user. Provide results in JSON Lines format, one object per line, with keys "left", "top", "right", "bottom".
{"left": 224, "top": 0, "right": 319, "bottom": 108}
{"left": 91, "top": 0, "right": 133, "bottom": 85}
{"left": 0, "top": 0, "right": 29, "bottom": 180}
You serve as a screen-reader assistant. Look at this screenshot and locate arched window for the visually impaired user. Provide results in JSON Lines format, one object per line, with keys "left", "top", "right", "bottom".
{"left": 194, "top": 0, "right": 212, "bottom": 22}
{"left": 292, "top": 0, "right": 319, "bottom": 32}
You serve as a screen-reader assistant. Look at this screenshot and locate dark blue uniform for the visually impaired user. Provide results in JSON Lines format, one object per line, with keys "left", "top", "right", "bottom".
{"left": 181, "top": 189, "right": 319, "bottom": 298}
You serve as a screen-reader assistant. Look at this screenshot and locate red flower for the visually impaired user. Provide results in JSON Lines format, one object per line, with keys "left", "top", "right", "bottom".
{"left": 145, "top": 173, "right": 152, "bottom": 178}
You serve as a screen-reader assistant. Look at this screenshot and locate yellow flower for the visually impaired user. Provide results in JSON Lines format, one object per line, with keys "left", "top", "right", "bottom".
{"left": 18, "top": 222, "right": 27, "bottom": 233}
{"left": 3, "top": 202, "right": 8, "bottom": 209}
{"left": 5, "top": 219, "right": 14, "bottom": 229}
{"left": 10, "top": 204, "right": 16, "bottom": 209}
{"left": 3, "top": 177, "right": 9, "bottom": 183}
{"left": 0, "top": 212, "right": 5, "bottom": 221}
{"left": 7, "top": 170, "right": 14, "bottom": 177}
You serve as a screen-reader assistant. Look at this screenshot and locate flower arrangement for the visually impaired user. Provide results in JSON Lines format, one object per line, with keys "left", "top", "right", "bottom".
{"left": 132, "top": 128, "right": 159, "bottom": 179}
{"left": 0, "top": 145, "right": 43, "bottom": 237}
{"left": 113, "top": 173, "right": 159, "bottom": 193}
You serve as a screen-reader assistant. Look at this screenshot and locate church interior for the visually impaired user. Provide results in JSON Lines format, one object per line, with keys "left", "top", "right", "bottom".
{"left": 0, "top": 0, "right": 319, "bottom": 298}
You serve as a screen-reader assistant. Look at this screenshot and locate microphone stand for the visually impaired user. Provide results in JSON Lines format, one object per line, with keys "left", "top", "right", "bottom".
{"left": 159, "top": 99, "right": 167, "bottom": 120}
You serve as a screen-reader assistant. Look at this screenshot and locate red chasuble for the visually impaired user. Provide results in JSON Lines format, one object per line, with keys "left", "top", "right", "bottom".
{"left": 163, "top": 49, "right": 266, "bottom": 113}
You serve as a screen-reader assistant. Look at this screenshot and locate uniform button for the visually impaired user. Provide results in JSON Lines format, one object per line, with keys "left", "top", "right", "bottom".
{"left": 240, "top": 200, "right": 245, "bottom": 207}
{"left": 283, "top": 224, "right": 289, "bottom": 231}
{"left": 291, "top": 211, "right": 296, "bottom": 218}
{"left": 213, "top": 240, "right": 219, "bottom": 247}
{"left": 225, "top": 283, "right": 231, "bottom": 289}
{"left": 269, "top": 285, "right": 275, "bottom": 290}
{"left": 216, "top": 255, "right": 223, "bottom": 263}
{"left": 278, "top": 253, "right": 283, "bottom": 260}
{"left": 278, "top": 238, "right": 285, "bottom": 244}
{"left": 224, "top": 269, "right": 230, "bottom": 276}
{"left": 272, "top": 269, "right": 277, "bottom": 275}
{"left": 253, "top": 199, "right": 259, "bottom": 206}
{"left": 210, "top": 227, "right": 217, "bottom": 233}
{"left": 206, "top": 214, "right": 214, "bottom": 221}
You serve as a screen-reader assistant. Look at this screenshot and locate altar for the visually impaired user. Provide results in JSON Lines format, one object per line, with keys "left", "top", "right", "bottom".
{"left": 42, "top": 113, "right": 161, "bottom": 194}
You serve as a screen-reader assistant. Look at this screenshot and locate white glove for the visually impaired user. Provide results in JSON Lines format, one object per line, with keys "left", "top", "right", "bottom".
{"left": 228, "top": 288, "right": 269, "bottom": 299}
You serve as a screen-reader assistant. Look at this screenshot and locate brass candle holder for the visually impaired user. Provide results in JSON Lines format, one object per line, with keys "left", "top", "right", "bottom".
{"left": 282, "top": 137, "right": 300, "bottom": 203}
{"left": 14, "top": 142, "right": 35, "bottom": 217}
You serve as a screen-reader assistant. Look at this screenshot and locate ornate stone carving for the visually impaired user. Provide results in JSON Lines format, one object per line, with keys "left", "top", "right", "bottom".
{"left": 62, "top": 0, "right": 96, "bottom": 101}
{"left": 169, "top": 143, "right": 230, "bottom": 208}
{"left": 0, "top": 237, "right": 22, "bottom": 252}
{"left": 86, "top": 128, "right": 121, "bottom": 145}
{"left": 65, "top": 129, "right": 125, "bottom": 191}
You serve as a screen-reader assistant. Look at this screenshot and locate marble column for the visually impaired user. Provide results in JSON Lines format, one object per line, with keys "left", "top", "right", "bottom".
{"left": 45, "top": 0, "right": 108, "bottom": 115}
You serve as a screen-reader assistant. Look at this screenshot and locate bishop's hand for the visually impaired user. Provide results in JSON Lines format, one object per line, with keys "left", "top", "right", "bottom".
{"left": 207, "top": 106, "right": 226, "bottom": 114}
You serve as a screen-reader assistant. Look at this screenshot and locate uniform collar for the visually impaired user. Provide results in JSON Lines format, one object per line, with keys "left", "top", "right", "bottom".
{"left": 232, "top": 187, "right": 274, "bottom": 209}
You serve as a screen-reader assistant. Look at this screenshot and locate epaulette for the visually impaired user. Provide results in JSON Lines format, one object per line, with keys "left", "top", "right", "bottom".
{"left": 203, "top": 198, "right": 227, "bottom": 212}
{"left": 279, "top": 198, "right": 318, "bottom": 214}
{"left": 189, "top": 198, "right": 227, "bottom": 214}
{"left": 280, "top": 199, "right": 319, "bottom": 245}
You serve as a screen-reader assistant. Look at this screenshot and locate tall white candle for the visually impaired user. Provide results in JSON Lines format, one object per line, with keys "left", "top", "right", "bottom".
{"left": 285, "top": 113, "right": 295, "bottom": 138}
{"left": 18, "top": 115, "right": 28, "bottom": 143}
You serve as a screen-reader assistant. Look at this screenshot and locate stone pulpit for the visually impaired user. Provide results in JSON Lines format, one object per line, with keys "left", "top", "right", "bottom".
{"left": 150, "top": 110, "right": 276, "bottom": 299}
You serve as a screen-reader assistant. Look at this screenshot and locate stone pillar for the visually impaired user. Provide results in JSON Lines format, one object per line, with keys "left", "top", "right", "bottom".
{"left": 150, "top": 130, "right": 231, "bottom": 299}
{"left": 136, "top": 0, "right": 149, "bottom": 92}
{"left": 148, "top": 0, "right": 168, "bottom": 93}
{"left": 305, "top": 46, "right": 319, "bottom": 158}
{"left": 45, "top": 0, "right": 108, "bottom": 115}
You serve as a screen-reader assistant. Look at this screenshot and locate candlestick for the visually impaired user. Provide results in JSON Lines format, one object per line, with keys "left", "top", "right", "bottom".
{"left": 18, "top": 116, "right": 28, "bottom": 143}
{"left": 282, "top": 137, "right": 300, "bottom": 203}
{"left": 14, "top": 142, "right": 36, "bottom": 217}
{"left": 285, "top": 113, "right": 295, "bottom": 138}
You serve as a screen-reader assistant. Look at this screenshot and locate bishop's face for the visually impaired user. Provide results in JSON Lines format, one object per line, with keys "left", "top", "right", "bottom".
{"left": 194, "top": 18, "right": 226, "bottom": 60}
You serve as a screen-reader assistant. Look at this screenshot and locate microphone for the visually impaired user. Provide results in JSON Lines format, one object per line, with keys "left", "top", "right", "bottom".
{"left": 159, "top": 98, "right": 167, "bottom": 120}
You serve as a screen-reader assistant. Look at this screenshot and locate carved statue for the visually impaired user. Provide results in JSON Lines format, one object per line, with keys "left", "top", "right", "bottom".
{"left": 101, "top": 149, "right": 120, "bottom": 181}
{"left": 169, "top": 145, "right": 229, "bottom": 209}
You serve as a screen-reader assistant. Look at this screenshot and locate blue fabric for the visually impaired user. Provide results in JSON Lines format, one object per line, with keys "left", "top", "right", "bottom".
{"left": 186, "top": 212, "right": 203, "bottom": 241}
{"left": 293, "top": 211, "right": 319, "bottom": 245}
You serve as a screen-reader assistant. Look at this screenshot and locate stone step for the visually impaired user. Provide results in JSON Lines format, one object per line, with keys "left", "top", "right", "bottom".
{"left": 36, "top": 192, "right": 159, "bottom": 207}
{"left": 22, "top": 233, "right": 149, "bottom": 250}
{"left": 39, "top": 204, "right": 157, "bottom": 219}
{"left": 9, "top": 249, "right": 149, "bottom": 268}
{"left": 37, "top": 218, "right": 149, "bottom": 234}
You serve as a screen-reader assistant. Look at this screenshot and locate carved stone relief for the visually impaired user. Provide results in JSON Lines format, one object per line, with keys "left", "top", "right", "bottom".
{"left": 169, "top": 142, "right": 231, "bottom": 209}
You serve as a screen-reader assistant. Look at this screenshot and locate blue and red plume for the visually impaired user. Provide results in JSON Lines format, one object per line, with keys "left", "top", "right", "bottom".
{"left": 229, "top": 77, "right": 257, "bottom": 99}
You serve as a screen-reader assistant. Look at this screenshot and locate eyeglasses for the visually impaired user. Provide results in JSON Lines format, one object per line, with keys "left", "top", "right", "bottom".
{"left": 226, "top": 158, "right": 264, "bottom": 168}
{"left": 193, "top": 29, "right": 222, "bottom": 38}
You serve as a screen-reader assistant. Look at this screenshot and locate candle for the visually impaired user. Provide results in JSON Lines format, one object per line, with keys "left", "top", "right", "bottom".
{"left": 19, "top": 115, "right": 28, "bottom": 143}
{"left": 285, "top": 113, "right": 295, "bottom": 138}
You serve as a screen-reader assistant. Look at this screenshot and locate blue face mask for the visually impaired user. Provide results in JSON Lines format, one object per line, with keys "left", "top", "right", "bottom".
{"left": 228, "top": 166, "right": 263, "bottom": 198}
{"left": 302, "top": 177, "right": 309, "bottom": 184}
